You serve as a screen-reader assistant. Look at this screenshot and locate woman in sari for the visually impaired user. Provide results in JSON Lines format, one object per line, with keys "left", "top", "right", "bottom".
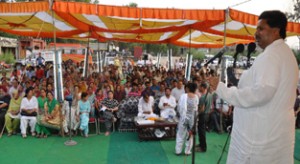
{"left": 5, "top": 90, "right": 23, "bottom": 136}
{"left": 35, "top": 91, "right": 60, "bottom": 138}
{"left": 101, "top": 91, "right": 119, "bottom": 136}
{"left": 37, "top": 89, "right": 47, "bottom": 115}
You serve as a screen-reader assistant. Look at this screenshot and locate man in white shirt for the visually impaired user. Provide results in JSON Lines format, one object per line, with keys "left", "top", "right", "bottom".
{"left": 216, "top": 11, "right": 297, "bottom": 163}
{"left": 171, "top": 80, "right": 185, "bottom": 102}
{"left": 158, "top": 88, "right": 177, "bottom": 119}
{"left": 137, "top": 93, "right": 158, "bottom": 119}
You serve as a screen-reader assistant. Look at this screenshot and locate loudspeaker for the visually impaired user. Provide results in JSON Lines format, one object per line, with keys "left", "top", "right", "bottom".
{"left": 143, "top": 54, "right": 148, "bottom": 60}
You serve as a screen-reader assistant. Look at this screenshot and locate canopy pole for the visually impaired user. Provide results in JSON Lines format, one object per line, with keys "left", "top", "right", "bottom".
{"left": 51, "top": 0, "right": 60, "bottom": 101}
{"left": 219, "top": 8, "right": 230, "bottom": 137}
{"left": 84, "top": 34, "right": 90, "bottom": 78}
{"left": 185, "top": 29, "right": 192, "bottom": 82}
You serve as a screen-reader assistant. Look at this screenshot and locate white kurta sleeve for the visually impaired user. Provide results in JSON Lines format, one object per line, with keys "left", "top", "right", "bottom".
{"left": 138, "top": 98, "right": 143, "bottom": 115}
{"left": 20, "top": 98, "right": 26, "bottom": 111}
{"left": 216, "top": 51, "right": 280, "bottom": 108}
{"left": 158, "top": 97, "right": 164, "bottom": 110}
{"left": 169, "top": 97, "right": 177, "bottom": 108}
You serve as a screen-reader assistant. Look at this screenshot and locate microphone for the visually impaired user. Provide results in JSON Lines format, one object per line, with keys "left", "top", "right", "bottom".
{"left": 205, "top": 47, "right": 228, "bottom": 66}
{"left": 233, "top": 44, "right": 244, "bottom": 68}
{"left": 247, "top": 42, "right": 256, "bottom": 68}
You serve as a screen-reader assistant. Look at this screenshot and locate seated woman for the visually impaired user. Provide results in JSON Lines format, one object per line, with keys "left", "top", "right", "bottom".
{"left": 100, "top": 91, "right": 119, "bottom": 136}
{"left": 137, "top": 92, "right": 158, "bottom": 119}
{"left": 5, "top": 90, "right": 23, "bottom": 136}
{"left": 78, "top": 92, "right": 91, "bottom": 138}
{"left": 35, "top": 91, "right": 61, "bottom": 138}
{"left": 37, "top": 89, "right": 47, "bottom": 115}
{"left": 20, "top": 87, "right": 38, "bottom": 138}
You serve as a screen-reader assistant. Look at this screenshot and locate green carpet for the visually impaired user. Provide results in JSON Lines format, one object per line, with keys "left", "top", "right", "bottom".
{"left": 0, "top": 130, "right": 299, "bottom": 164}
{"left": 161, "top": 132, "right": 229, "bottom": 164}
{"left": 108, "top": 133, "right": 169, "bottom": 164}
{"left": 295, "top": 129, "right": 300, "bottom": 160}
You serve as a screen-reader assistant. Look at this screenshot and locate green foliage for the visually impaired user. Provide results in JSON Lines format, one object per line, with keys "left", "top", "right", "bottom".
{"left": 0, "top": 31, "right": 18, "bottom": 38}
{"left": 128, "top": 2, "right": 138, "bottom": 7}
{"left": 190, "top": 49, "right": 205, "bottom": 60}
{"left": 286, "top": 0, "right": 300, "bottom": 22}
{"left": 0, "top": 51, "right": 15, "bottom": 64}
{"left": 293, "top": 49, "right": 300, "bottom": 65}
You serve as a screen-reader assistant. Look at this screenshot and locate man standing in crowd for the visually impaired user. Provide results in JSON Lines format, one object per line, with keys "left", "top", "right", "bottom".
{"left": 195, "top": 82, "right": 212, "bottom": 153}
{"left": 216, "top": 10, "right": 298, "bottom": 163}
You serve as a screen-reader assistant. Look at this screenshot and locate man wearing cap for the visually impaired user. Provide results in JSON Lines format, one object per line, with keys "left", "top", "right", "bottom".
{"left": 216, "top": 11, "right": 298, "bottom": 163}
{"left": 0, "top": 86, "right": 11, "bottom": 132}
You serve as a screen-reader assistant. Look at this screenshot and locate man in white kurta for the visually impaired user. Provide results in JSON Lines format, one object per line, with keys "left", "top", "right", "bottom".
{"left": 216, "top": 11, "right": 297, "bottom": 164}
{"left": 137, "top": 94, "right": 158, "bottom": 119}
{"left": 158, "top": 88, "right": 177, "bottom": 119}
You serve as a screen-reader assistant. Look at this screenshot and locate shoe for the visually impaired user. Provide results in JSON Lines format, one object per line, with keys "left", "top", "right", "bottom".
{"left": 185, "top": 153, "right": 191, "bottom": 156}
{"left": 12, "top": 131, "right": 17, "bottom": 135}
{"left": 84, "top": 134, "right": 88, "bottom": 138}
{"left": 22, "top": 134, "right": 27, "bottom": 138}
{"left": 31, "top": 132, "right": 36, "bottom": 137}
{"left": 105, "top": 131, "right": 110, "bottom": 136}
{"left": 7, "top": 133, "right": 12, "bottom": 137}
{"left": 195, "top": 147, "right": 206, "bottom": 153}
{"left": 174, "top": 152, "right": 181, "bottom": 156}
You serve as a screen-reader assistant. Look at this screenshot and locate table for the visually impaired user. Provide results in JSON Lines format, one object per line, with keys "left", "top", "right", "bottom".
{"left": 135, "top": 120, "right": 178, "bottom": 141}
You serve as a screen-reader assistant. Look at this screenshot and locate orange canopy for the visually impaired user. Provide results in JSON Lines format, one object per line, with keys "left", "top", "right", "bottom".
{"left": 0, "top": 1, "right": 299, "bottom": 48}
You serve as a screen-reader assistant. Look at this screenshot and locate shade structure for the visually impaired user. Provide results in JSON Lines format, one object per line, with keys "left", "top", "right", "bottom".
{"left": 0, "top": 1, "right": 299, "bottom": 48}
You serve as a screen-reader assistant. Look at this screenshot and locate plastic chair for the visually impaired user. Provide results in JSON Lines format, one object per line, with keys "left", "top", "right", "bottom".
{"left": 97, "top": 116, "right": 115, "bottom": 134}
{"left": 89, "top": 117, "right": 99, "bottom": 135}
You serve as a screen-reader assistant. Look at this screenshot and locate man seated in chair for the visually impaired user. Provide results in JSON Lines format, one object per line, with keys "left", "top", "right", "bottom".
{"left": 158, "top": 88, "right": 177, "bottom": 120}
{"left": 138, "top": 92, "right": 158, "bottom": 119}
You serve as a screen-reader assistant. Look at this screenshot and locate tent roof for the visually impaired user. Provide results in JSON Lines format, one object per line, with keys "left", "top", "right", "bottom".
{"left": 0, "top": 1, "right": 299, "bottom": 48}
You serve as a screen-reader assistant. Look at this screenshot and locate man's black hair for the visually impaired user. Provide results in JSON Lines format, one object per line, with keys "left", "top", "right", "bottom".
{"left": 259, "top": 10, "right": 287, "bottom": 39}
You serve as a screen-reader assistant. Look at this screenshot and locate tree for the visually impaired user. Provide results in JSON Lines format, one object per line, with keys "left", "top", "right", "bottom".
{"left": 286, "top": 0, "right": 300, "bottom": 51}
{"left": 128, "top": 2, "right": 138, "bottom": 7}
{"left": 286, "top": 0, "right": 300, "bottom": 22}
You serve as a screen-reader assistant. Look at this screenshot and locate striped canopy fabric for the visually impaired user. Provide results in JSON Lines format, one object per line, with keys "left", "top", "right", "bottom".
{"left": 0, "top": 1, "right": 299, "bottom": 48}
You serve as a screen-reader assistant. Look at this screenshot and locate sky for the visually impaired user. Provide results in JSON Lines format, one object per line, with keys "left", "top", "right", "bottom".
{"left": 98, "top": 0, "right": 299, "bottom": 48}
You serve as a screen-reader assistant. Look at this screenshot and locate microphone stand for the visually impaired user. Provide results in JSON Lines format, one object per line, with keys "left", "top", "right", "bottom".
{"left": 64, "top": 96, "right": 77, "bottom": 146}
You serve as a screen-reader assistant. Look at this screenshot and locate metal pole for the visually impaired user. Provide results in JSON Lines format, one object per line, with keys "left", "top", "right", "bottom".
{"left": 83, "top": 37, "right": 90, "bottom": 78}
{"left": 219, "top": 8, "right": 229, "bottom": 134}
{"left": 186, "top": 29, "right": 192, "bottom": 82}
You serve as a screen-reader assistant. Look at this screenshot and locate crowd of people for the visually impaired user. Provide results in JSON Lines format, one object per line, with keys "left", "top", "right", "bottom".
{"left": 0, "top": 48, "right": 299, "bottom": 157}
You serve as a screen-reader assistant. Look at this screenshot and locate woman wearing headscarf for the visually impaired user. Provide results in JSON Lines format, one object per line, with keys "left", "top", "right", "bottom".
{"left": 5, "top": 90, "right": 22, "bottom": 136}
{"left": 35, "top": 91, "right": 60, "bottom": 138}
